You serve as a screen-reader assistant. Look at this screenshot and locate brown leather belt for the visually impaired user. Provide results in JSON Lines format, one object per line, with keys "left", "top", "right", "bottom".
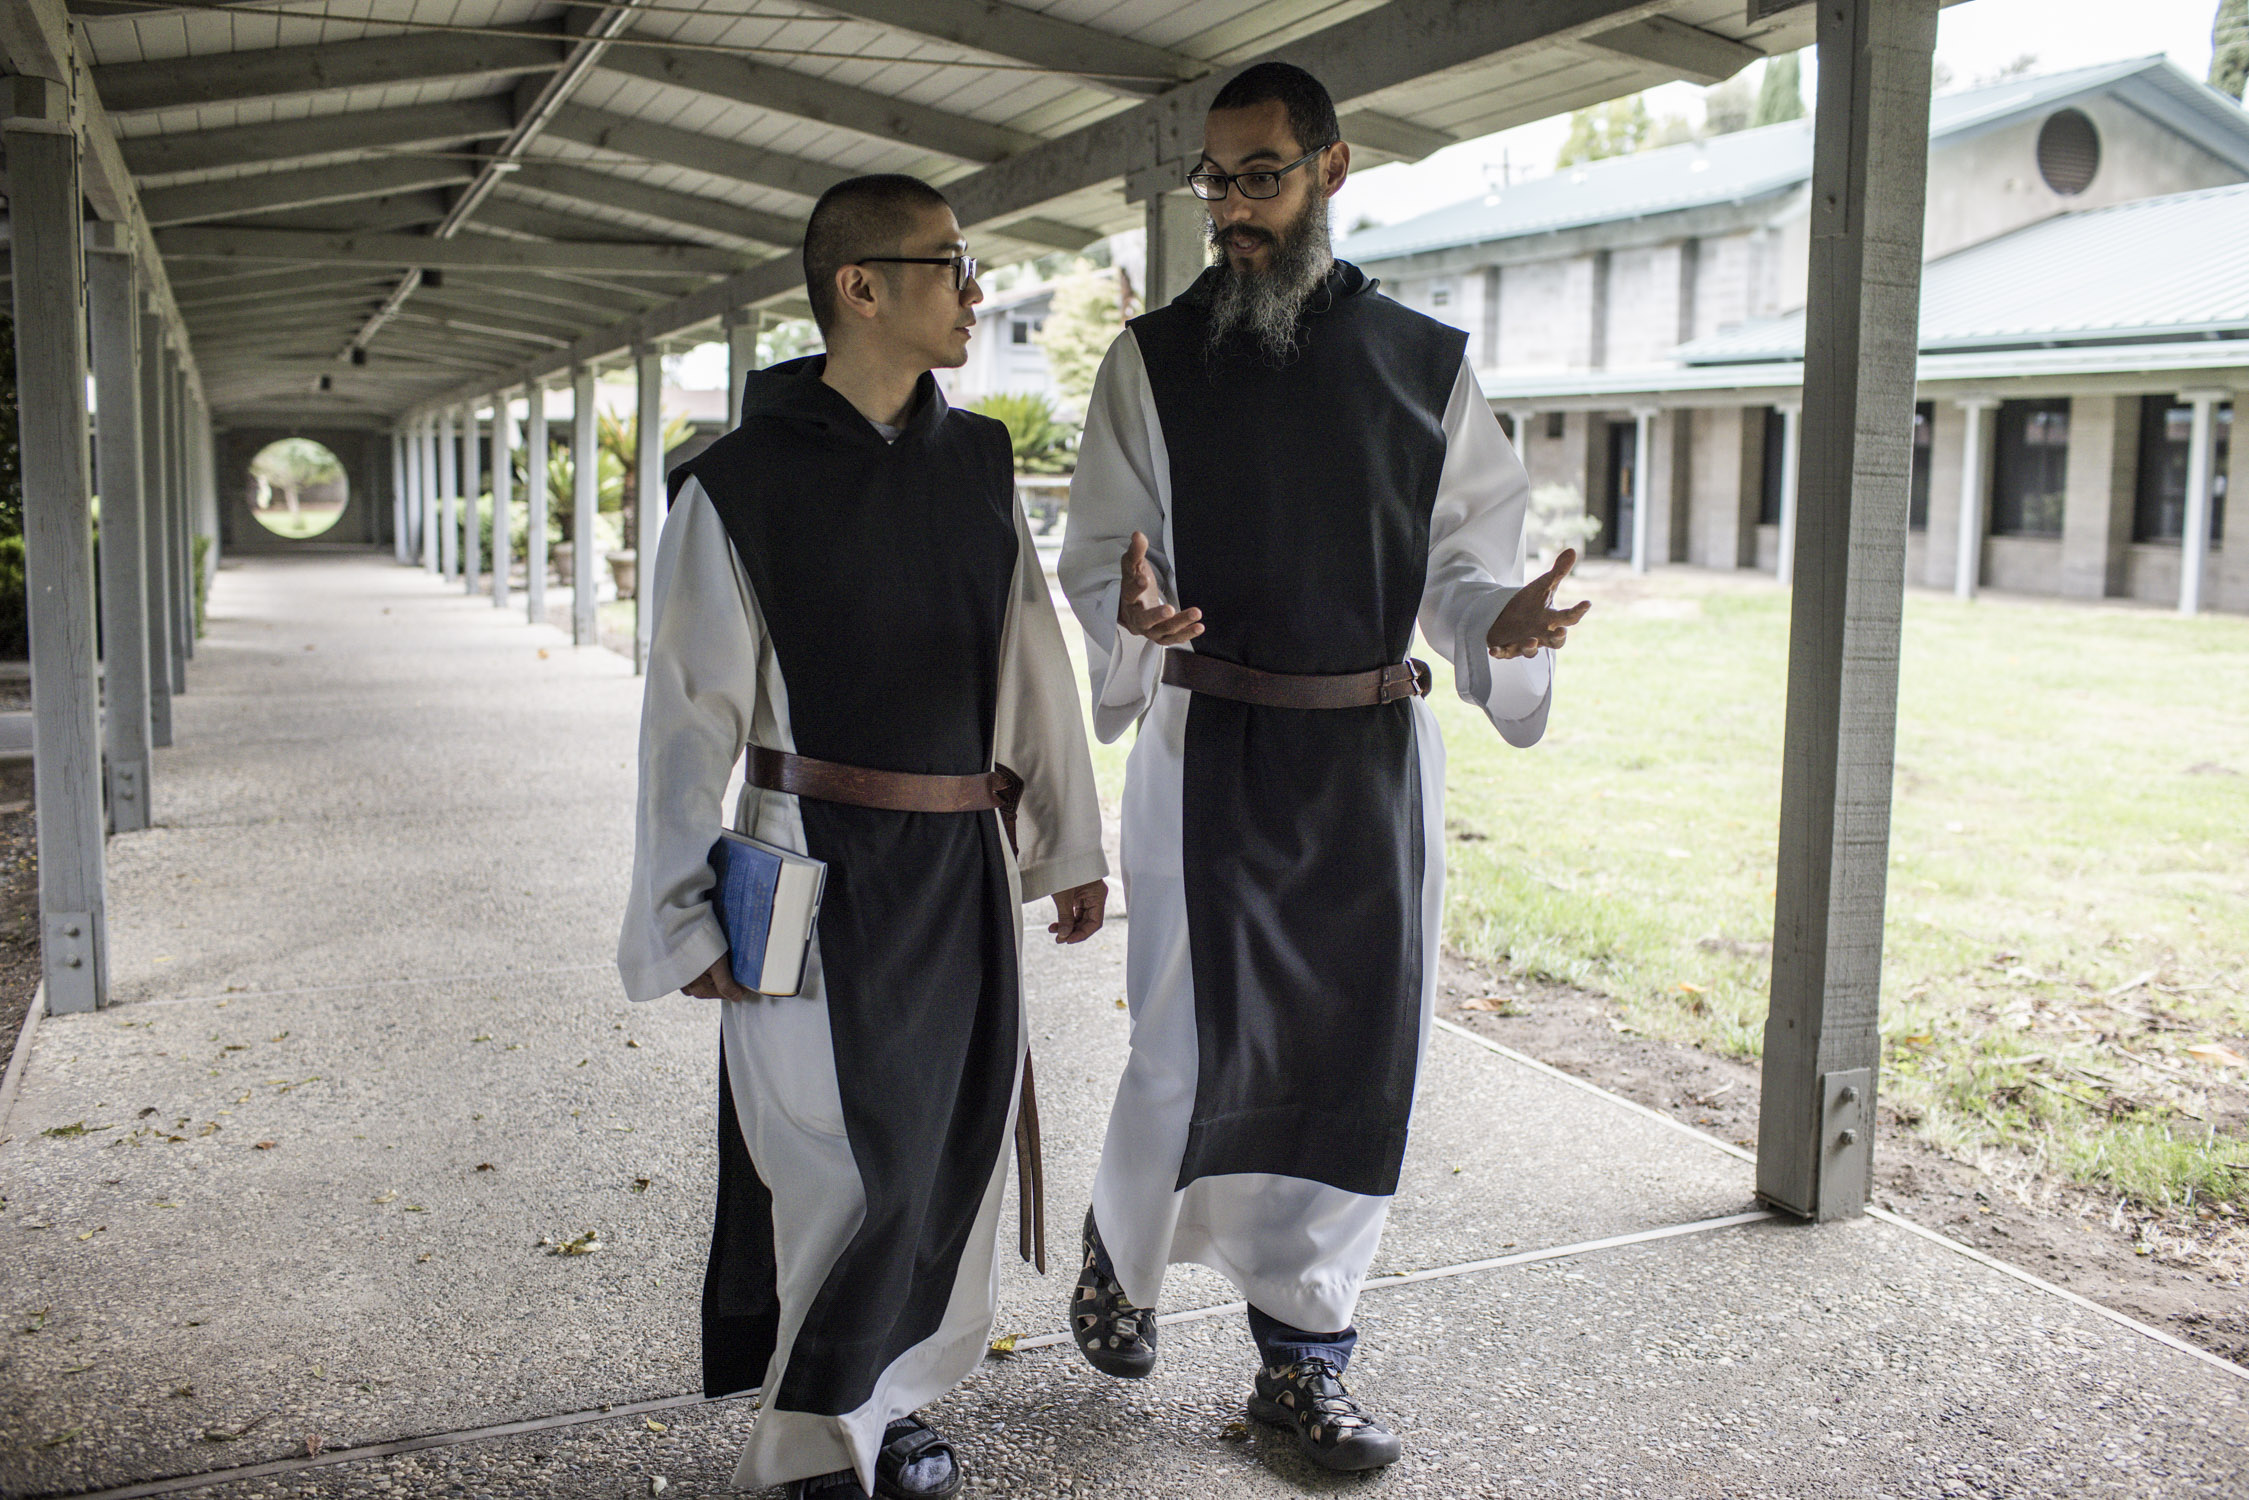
{"left": 1161, "top": 651, "right": 1433, "bottom": 709}
{"left": 745, "top": 744, "right": 1045, "bottom": 1271}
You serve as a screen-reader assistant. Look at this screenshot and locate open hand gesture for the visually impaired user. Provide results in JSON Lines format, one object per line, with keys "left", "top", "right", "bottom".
{"left": 1487, "top": 549, "right": 1591, "bottom": 660}
{"left": 1117, "top": 532, "right": 1203, "bottom": 645}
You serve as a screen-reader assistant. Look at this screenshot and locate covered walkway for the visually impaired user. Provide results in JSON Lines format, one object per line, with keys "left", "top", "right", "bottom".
{"left": 2, "top": 556, "right": 2243, "bottom": 1498}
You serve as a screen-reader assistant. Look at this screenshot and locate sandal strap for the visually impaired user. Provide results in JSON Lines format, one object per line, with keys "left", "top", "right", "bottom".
{"left": 880, "top": 1414, "right": 950, "bottom": 1467}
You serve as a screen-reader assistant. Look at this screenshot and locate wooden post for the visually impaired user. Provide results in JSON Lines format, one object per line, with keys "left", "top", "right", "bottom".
{"left": 491, "top": 393, "right": 515, "bottom": 610}
{"left": 1506, "top": 409, "right": 1536, "bottom": 458}
{"left": 1952, "top": 398, "right": 1995, "bottom": 600}
{"left": 1775, "top": 401, "right": 1803, "bottom": 585}
{"left": 86, "top": 230, "right": 155, "bottom": 834}
{"left": 526, "top": 386, "right": 550, "bottom": 627}
{"left": 139, "top": 306, "right": 176, "bottom": 747}
{"left": 461, "top": 401, "right": 482, "bottom": 596}
{"left": 2177, "top": 389, "right": 2226, "bottom": 616}
{"left": 726, "top": 313, "right": 757, "bottom": 430}
{"left": 191, "top": 396, "right": 217, "bottom": 589}
{"left": 391, "top": 429, "right": 409, "bottom": 563}
{"left": 6, "top": 77, "right": 110, "bottom": 1012}
{"left": 169, "top": 356, "right": 195, "bottom": 665}
{"left": 1144, "top": 190, "right": 1209, "bottom": 310}
{"left": 1629, "top": 406, "right": 1656, "bottom": 575}
{"left": 571, "top": 365, "right": 600, "bottom": 647}
{"left": 633, "top": 345, "right": 663, "bottom": 674}
{"left": 1756, "top": 0, "right": 1938, "bottom": 1223}
{"left": 420, "top": 415, "right": 440, "bottom": 575}
{"left": 438, "top": 405, "right": 460, "bottom": 582}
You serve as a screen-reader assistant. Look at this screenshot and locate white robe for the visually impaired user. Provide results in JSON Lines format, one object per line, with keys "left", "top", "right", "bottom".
{"left": 620, "top": 479, "right": 1104, "bottom": 1492}
{"left": 1059, "top": 332, "right": 1552, "bottom": 1334}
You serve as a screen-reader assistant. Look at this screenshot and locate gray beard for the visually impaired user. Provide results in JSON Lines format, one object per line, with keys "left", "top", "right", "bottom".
{"left": 1203, "top": 191, "right": 1334, "bottom": 364}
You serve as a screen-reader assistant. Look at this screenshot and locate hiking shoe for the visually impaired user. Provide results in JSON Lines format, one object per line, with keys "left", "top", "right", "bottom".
{"left": 1247, "top": 1356, "right": 1403, "bottom": 1471}
{"left": 1071, "top": 1209, "right": 1157, "bottom": 1378}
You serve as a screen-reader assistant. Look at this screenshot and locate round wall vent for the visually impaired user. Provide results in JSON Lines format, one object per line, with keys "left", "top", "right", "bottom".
{"left": 2035, "top": 109, "right": 2100, "bottom": 196}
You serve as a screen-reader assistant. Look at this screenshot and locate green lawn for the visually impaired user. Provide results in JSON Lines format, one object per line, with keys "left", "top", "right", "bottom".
{"left": 1070, "top": 569, "right": 2249, "bottom": 1210}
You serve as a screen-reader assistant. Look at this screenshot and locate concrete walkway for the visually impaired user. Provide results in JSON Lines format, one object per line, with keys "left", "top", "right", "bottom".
{"left": 1, "top": 554, "right": 2243, "bottom": 1500}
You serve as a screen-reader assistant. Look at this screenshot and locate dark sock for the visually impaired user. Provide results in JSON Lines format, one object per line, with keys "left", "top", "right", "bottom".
{"left": 1247, "top": 1303, "right": 1358, "bottom": 1374}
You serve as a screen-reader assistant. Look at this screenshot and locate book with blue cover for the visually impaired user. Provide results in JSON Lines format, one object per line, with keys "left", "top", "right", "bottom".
{"left": 708, "top": 829, "right": 828, "bottom": 996}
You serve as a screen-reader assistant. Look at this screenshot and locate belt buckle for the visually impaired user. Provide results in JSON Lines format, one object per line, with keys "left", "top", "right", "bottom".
{"left": 1377, "top": 664, "right": 1415, "bottom": 704}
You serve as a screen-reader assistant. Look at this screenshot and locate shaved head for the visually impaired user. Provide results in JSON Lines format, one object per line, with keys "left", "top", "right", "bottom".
{"left": 802, "top": 174, "right": 954, "bottom": 334}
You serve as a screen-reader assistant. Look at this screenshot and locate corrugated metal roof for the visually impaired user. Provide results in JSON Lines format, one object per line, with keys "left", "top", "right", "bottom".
{"left": 1676, "top": 181, "right": 2249, "bottom": 363}
{"left": 1337, "top": 56, "right": 2249, "bottom": 265}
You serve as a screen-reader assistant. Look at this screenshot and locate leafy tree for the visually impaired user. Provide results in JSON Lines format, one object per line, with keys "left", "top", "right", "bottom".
{"left": 2216, "top": 0, "right": 2249, "bottom": 100}
{"left": 249, "top": 437, "right": 344, "bottom": 518}
{"left": 970, "top": 392, "right": 1078, "bottom": 474}
{"left": 1556, "top": 97, "right": 1653, "bottom": 166}
{"left": 758, "top": 318, "right": 823, "bottom": 367}
{"left": 1034, "top": 266, "right": 1126, "bottom": 412}
{"left": 1700, "top": 76, "right": 1755, "bottom": 137}
{"left": 1753, "top": 52, "right": 1806, "bottom": 127}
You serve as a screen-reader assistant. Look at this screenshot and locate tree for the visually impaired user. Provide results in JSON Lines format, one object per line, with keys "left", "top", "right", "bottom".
{"left": 1034, "top": 266, "right": 1125, "bottom": 413}
{"left": 1700, "top": 76, "right": 1755, "bottom": 137}
{"left": 970, "top": 392, "right": 1077, "bottom": 474}
{"left": 249, "top": 437, "right": 343, "bottom": 518}
{"left": 2215, "top": 0, "right": 2249, "bottom": 101}
{"left": 1753, "top": 52, "right": 1805, "bottom": 127}
{"left": 1557, "top": 96, "right": 1653, "bottom": 166}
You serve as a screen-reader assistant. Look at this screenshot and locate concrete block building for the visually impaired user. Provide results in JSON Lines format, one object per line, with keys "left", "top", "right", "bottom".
{"left": 1338, "top": 57, "right": 2249, "bottom": 613}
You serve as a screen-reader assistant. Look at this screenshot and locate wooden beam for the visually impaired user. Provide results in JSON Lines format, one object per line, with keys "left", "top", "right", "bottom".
{"left": 503, "top": 160, "right": 804, "bottom": 249}
{"left": 809, "top": 0, "right": 1201, "bottom": 96}
{"left": 94, "top": 27, "right": 565, "bottom": 115}
{"left": 1340, "top": 110, "right": 1457, "bottom": 163}
{"left": 1757, "top": 0, "right": 1939, "bottom": 1222}
{"left": 137, "top": 307, "right": 175, "bottom": 749}
{"left": 142, "top": 158, "right": 477, "bottom": 227}
{"left": 4, "top": 79, "right": 109, "bottom": 1011}
{"left": 179, "top": 271, "right": 398, "bottom": 312}
{"left": 991, "top": 216, "right": 1106, "bottom": 254}
{"left": 1583, "top": 14, "right": 1761, "bottom": 86}
{"left": 219, "top": 191, "right": 456, "bottom": 236}
{"left": 543, "top": 103, "right": 849, "bottom": 202}
{"left": 86, "top": 233, "right": 154, "bottom": 833}
{"left": 155, "top": 226, "right": 749, "bottom": 276}
{"left": 596, "top": 44, "right": 1037, "bottom": 165}
{"left": 121, "top": 97, "right": 514, "bottom": 176}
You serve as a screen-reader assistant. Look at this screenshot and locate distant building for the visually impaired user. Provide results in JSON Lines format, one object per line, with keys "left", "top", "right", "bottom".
{"left": 943, "top": 279, "right": 1068, "bottom": 411}
{"left": 1338, "top": 57, "right": 2249, "bottom": 613}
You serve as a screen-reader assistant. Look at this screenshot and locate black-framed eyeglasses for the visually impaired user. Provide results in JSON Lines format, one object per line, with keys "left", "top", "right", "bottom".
{"left": 855, "top": 252, "right": 979, "bottom": 291}
{"left": 1186, "top": 145, "right": 1334, "bottom": 201}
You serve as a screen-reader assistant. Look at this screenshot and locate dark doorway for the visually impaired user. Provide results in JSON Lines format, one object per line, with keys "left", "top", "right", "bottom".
{"left": 1605, "top": 419, "right": 1637, "bottom": 559}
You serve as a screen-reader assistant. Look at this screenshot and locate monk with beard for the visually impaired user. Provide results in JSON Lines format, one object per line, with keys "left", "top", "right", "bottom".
{"left": 1057, "top": 61, "right": 1591, "bottom": 1473}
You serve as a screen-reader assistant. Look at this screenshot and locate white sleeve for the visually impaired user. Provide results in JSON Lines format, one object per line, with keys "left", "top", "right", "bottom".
{"left": 994, "top": 498, "right": 1109, "bottom": 903}
{"left": 616, "top": 481, "right": 761, "bottom": 1000}
{"left": 1419, "top": 359, "right": 1555, "bottom": 748}
{"left": 1057, "top": 329, "right": 1170, "bottom": 744}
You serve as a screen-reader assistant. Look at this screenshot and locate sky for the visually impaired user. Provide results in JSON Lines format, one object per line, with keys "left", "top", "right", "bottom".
{"left": 671, "top": 0, "right": 2231, "bottom": 387}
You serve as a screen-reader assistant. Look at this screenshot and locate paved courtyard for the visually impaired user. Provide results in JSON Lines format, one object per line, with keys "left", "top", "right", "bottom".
{"left": 0, "top": 554, "right": 2242, "bottom": 1499}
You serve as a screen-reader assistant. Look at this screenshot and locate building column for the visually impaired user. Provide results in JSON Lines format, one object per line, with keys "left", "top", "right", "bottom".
{"left": 438, "top": 405, "right": 460, "bottom": 582}
{"left": 420, "top": 415, "right": 441, "bottom": 575}
{"left": 169, "top": 358, "right": 195, "bottom": 664}
{"left": 726, "top": 312, "right": 758, "bottom": 430}
{"left": 1773, "top": 401, "right": 1802, "bottom": 585}
{"left": 192, "top": 396, "right": 218, "bottom": 589}
{"left": 461, "top": 401, "right": 482, "bottom": 596}
{"left": 1953, "top": 398, "right": 1997, "bottom": 600}
{"left": 491, "top": 393, "right": 515, "bottom": 610}
{"left": 6, "top": 76, "right": 109, "bottom": 1011}
{"left": 390, "top": 429, "right": 409, "bottom": 563}
{"left": 2060, "top": 395, "right": 2137, "bottom": 600}
{"left": 1757, "top": 0, "right": 1938, "bottom": 1222}
{"left": 2178, "top": 388, "right": 2227, "bottom": 616}
{"left": 1144, "top": 190, "right": 1208, "bottom": 311}
{"left": 634, "top": 345, "right": 664, "bottom": 674}
{"left": 1629, "top": 406, "right": 1656, "bottom": 574}
{"left": 571, "top": 365, "right": 600, "bottom": 646}
{"left": 139, "top": 307, "right": 176, "bottom": 748}
{"left": 526, "top": 385, "right": 550, "bottom": 627}
{"left": 1506, "top": 409, "right": 1536, "bottom": 463}
{"left": 86, "top": 229, "right": 155, "bottom": 834}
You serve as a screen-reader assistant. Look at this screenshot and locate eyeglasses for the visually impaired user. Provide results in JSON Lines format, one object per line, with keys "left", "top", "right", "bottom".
{"left": 1186, "top": 145, "right": 1333, "bottom": 202}
{"left": 855, "top": 252, "right": 979, "bottom": 291}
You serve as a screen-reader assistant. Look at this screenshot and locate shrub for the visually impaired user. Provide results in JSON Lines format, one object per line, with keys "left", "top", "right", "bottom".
{"left": 969, "top": 392, "right": 1078, "bottom": 475}
{"left": 1527, "top": 482, "right": 1603, "bottom": 561}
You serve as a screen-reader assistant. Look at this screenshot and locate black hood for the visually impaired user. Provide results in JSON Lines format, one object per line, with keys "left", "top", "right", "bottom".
{"left": 1168, "top": 257, "right": 1377, "bottom": 315}
{"left": 736, "top": 354, "right": 951, "bottom": 448}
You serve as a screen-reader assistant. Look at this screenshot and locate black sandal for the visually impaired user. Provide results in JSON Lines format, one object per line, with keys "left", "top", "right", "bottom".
{"left": 1071, "top": 1209, "right": 1158, "bottom": 1378}
{"left": 875, "top": 1413, "right": 961, "bottom": 1500}
{"left": 1247, "top": 1356, "right": 1403, "bottom": 1472}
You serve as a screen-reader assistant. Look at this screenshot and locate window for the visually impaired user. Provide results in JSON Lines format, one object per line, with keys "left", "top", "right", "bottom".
{"left": 1430, "top": 279, "right": 1453, "bottom": 308}
{"left": 2035, "top": 109, "right": 2100, "bottom": 196}
{"left": 1010, "top": 320, "right": 1031, "bottom": 345}
{"left": 1909, "top": 402, "right": 1933, "bottom": 532}
{"left": 1991, "top": 399, "right": 2069, "bottom": 537}
{"left": 1545, "top": 411, "right": 1565, "bottom": 440}
{"left": 2134, "top": 396, "right": 2231, "bottom": 543}
{"left": 1759, "top": 407, "right": 1787, "bottom": 526}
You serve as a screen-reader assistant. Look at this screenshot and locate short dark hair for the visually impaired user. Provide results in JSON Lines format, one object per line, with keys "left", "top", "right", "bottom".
{"left": 801, "top": 174, "right": 953, "bottom": 334}
{"left": 1207, "top": 62, "right": 1340, "bottom": 158}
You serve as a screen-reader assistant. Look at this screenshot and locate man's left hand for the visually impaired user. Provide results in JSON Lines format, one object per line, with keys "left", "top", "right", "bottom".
{"left": 1048, "top": 880, "right": 1107, "bottom": 944}
{"left": 1488, "top": 548, "right": 1592, "bottom": 660}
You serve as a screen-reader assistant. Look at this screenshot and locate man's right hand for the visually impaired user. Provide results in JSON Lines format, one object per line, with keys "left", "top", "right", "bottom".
{"left": 1118, "top": 531, "right": 1204, "bottom": 645}
{"left": 683, "top": 955, "right": 754, "bottom": 1003}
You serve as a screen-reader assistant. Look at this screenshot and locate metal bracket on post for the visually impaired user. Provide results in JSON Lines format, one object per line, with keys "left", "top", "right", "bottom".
{"left": 1818, "top": 1068, "right": 1874, "bottom": 1220}
{"left": 43, "top": 911, "right": 103, "bottom": 1013}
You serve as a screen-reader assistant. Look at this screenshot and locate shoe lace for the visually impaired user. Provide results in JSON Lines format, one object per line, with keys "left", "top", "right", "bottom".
{"left": 1280, "top": 1357, "right": 1373, "bottom": 1430}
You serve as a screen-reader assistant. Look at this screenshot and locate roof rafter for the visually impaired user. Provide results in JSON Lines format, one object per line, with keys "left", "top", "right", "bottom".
{"left": 93, "top": 27, "right": 566, "bottom": 115}
{"left": 808, "top": 0, "right": 1202, "bottom": 98}
{"left": 542, "top": 102, "right": 850, "bottom": 202}
{"left": 120, "top": 98, "right": 515, "bottom": 177}
{"left": 154, "top": 225, "right": 751, "bottom": 276}
{"left": 503, "top": 160, "right": 804, "bottom": 249}
{"left": 142, "top": 158, "right": 476, "bottom": 227}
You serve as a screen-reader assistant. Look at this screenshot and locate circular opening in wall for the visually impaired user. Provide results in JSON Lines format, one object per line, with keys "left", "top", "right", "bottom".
{"left": 246, "top": 438, "right": 348, "bottom": 539}
{"left": 2035, "top": 108, "right": 2100, "bottom": 196}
